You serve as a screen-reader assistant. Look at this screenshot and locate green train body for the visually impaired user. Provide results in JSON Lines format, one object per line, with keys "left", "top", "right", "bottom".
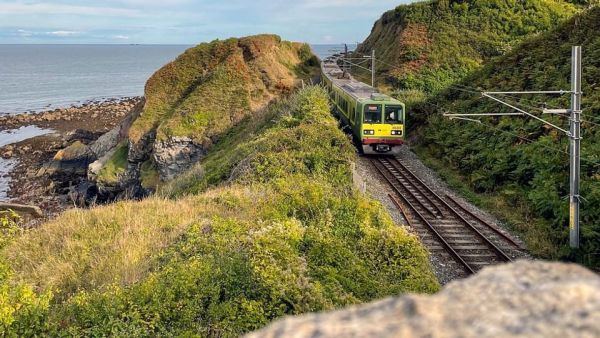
{"left": 321, "top": 59, "right": 405, "bottom": 153}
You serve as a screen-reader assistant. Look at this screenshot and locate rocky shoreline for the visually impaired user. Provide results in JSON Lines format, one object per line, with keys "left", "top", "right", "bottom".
{"left": 0, "top": 97, "right": 142, "bottom": 220}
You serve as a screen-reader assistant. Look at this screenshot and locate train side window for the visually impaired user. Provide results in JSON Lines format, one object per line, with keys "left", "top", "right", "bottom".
{"left": 384, "top": 106, "right": 403, "bottom": 124}
{"left": 364, "top": 105, "right": 382, "bottom": 124}
{"left": 350, "top": 107, "right": 355, "bottom": 122}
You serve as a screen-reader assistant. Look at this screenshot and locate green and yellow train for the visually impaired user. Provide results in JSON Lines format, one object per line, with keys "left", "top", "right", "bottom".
{"left": 321, "top": 58, "right": 405, "bottom": 153}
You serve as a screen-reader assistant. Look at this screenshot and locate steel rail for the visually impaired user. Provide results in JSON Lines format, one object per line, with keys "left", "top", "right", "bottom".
{"left": 390, "top": 158, "right": 512, "bottom": 263}
{"left": 382, "top": 157, "right": 444, "bottom": 218}
{"left": 444, "top": 194, "right": 523, "bottom": 249}
{"left": 374, "top": 180, "right": 475, "bottom": 274}
{"left": 375, "top": 158, "right": 438, "bottom": 218}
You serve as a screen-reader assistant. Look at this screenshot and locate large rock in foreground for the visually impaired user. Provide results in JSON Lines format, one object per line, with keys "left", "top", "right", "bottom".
{"left": 247, "top": 261, "right": 600, "bottom": 338}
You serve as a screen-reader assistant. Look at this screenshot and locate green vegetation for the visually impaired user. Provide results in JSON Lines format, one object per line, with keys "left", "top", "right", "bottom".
{"left": 97, "top": 142, "right": 128, "bottom": 184}
{"left": 129, "top": 35, "right": 318, "bottom": 144}
{"left": 0, "top": 211, "right": 53, "bottom": 336}
{"left": 415, "top": 7, "right": 600, "bottom": 267}
{"left": 355, "top": 0, "right": 579, "bottom": 98}
{"left": 353, "top": 0, "right": 599, "bottom": 267}
{"left": 0, "top": 87, "right": 438, "bottom": 336}
{"left": 140, "top": 160, "right": 160, "bottom": 190}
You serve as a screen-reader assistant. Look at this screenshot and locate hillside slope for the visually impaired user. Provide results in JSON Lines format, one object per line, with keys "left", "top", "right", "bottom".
{"left": 0, "top": 87, "right": 439, "bottom": 336}
{"left": 417, "top": 7, "right": 600, "bottom": 266}
{"left": 355, "top": 0, "right": 579, "bottom": 95}
{"left": 90, "top": 35, "right": 318, "bottom": 200}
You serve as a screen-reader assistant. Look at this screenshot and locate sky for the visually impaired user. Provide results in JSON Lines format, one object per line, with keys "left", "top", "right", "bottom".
{"left": 0, "top": 0, "right": 414, "bottom": 44}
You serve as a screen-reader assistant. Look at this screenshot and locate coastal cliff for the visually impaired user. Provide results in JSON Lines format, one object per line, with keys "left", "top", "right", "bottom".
{"left": 89, "top": 34, "right": 318, "bottom": 199}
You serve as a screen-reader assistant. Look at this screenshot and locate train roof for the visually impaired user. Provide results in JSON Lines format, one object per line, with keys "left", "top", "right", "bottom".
{"left": 321, "top": 59, "right": 399, "bottom": 103}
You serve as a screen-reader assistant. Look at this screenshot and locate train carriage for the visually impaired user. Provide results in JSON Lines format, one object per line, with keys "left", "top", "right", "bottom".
{"left": 321, "top": 58, "right": 405, "bottom": 153}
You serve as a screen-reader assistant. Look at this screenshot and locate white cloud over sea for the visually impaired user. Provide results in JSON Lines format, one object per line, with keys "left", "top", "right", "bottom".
{"left": 0, "top": 0, "right": 414, "bottom": 44}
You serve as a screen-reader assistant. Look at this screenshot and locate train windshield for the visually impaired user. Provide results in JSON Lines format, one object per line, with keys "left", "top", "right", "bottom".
{"left": 385, "top": 106, "right": 403, "bottom": 124}
{"left": 364, "top": 104, "right": 382, "bottom": 123}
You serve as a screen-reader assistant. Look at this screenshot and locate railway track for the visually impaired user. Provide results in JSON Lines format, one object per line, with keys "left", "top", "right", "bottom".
{"left": 371, "top": 156, "right": 523, "bottom": 275}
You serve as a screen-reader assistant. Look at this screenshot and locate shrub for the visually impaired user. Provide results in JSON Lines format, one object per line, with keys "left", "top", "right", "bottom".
{"left": 416, "top": 8, "right": 600, "bottom": 267}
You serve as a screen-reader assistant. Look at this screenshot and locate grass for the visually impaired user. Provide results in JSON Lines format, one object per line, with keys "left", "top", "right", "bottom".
{"left": 0, "top": 87, "right": 439, "bottom": 336}
{"left": 3, "top": 197, "right": 199, "bottom": 298}
{"left": 353, "top": 0, "right": 579, "bottom": 97}
{"left": 140, "top": 160, "right": 160, "bottom": 190}
{"left": 96, "top": 142, "right": 128, "bottom": 184}
{"left": 414, "top": 7, "right": 600, "bottom": 266}
{"left": 128, "top": 35, "right": 317, "bottom": 145}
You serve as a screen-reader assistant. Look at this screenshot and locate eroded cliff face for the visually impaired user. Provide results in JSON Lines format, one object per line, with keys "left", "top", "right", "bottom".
{"left": 89, "top": 34, "right": 318, "bottom": 199}
{"left": 246, "top": 261, "right": 600, "bottom": 338}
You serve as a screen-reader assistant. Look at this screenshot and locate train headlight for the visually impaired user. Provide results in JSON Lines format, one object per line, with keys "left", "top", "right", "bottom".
{"left": 363, "top": 130, "right": 375, "bottom": 135}
{"left": 391, "top": 130, "right": 403, "bottom": 136}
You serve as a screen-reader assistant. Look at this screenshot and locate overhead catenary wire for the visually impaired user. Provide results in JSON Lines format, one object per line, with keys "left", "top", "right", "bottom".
{"left": 445, "top": 110, "right": 600, "bottom": 167}
{"left": 418, "top": 93, "right": 600, "bottom": 166}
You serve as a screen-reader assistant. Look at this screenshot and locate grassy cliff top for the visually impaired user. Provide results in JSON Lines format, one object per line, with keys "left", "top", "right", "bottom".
{"left": 355, "top": 0, "right": 580, "bottom": 94}
{"left": 129, "top": 34, "right": 318, "bottom": 144}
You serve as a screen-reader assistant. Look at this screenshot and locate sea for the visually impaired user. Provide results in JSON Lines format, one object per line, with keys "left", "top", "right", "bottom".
{"left": 0, "top": 44, "right": 192, "bottom": 115}
{"left": 0, "top": 43, "right": 354, "bottom": 200}
{"left": 0, "top": 44, "right": 355, "bottom": 115}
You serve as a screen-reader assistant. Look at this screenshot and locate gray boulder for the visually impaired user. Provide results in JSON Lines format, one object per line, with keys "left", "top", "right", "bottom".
{"left": 0, "top": 202, "right": 43, "bottom": 218}
{"left": 90, "top": 127, "right": 120, "bottom": 158}
{"left": 246, "top": 261, "right": 600, "bottom": 338}
{"left": 40, "top": 141, "right": 96, "bottom": 179}
{"left": 153, "top": 136, "right": 206, "bottom": 180}
{"left": 64, "top": 129, "right": 102, "bottom": 145}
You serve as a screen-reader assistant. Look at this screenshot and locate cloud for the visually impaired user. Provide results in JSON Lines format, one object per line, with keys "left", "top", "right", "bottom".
{"left": 0, "top": 3, "right": 141, "bottom": 17}
{"left": 17, "top": 29, "right": 32, "bottom": 37}
{"left": 46, "top": 30, "right": 81, "bottom": 37}
{"left": 0, "top": 0, "right": 416, "bottom": 44}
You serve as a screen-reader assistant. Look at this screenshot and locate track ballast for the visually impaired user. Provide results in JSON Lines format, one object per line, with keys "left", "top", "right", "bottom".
{"left": 370, "top": 155, "right": 524, "bottom": 276}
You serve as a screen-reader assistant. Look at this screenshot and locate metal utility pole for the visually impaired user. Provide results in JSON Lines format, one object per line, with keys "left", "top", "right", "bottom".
{"left": 371, "top": 49, "right": 376, "bottom": 87}
{"left": 570, "top": 46, "right": 582, "bottom": 248}
{"left": 336, "top": 49, "right": 376, "bottom": 87}
{"left": 342, "top": 44, "right": 349, "bottom": 78}
{"left": 444, "top": 46, "right": 583, "bottom": 249}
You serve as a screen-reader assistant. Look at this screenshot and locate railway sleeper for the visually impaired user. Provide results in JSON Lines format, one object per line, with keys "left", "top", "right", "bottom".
{"left": 451, "top": 245, "right": 490, "bottom": 250}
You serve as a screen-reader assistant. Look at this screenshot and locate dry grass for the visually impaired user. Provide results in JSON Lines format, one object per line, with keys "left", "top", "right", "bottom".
{"left": 3, "top": 197, "right": 199, "bottom": 297}
{"left": 2, "top": 182, "right": 279, "bottom": 300}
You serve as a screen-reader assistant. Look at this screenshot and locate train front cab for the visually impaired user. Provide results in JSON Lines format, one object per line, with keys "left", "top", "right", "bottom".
{"left": 360, "top": 102, "right": 405, "bottom": 153}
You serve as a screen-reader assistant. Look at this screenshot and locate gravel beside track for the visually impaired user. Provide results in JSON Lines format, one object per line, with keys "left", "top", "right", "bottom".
{"left": 354, "top": 146, "right": 530, "bottom": 284}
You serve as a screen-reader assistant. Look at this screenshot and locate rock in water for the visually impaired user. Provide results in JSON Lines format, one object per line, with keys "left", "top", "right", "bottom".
{"left": 40, "top": 141, "right": 96, "bottom": 179}
{"left": 246, "top": 261, "right": 600, "bottom": 338}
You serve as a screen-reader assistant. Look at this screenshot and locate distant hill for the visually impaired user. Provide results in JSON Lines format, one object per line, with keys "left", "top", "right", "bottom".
{"left": 355, "top": 0, "right": 580, "bottom": 94}
{"left": 417, "top": 6, "right": 600, "bottom": 265}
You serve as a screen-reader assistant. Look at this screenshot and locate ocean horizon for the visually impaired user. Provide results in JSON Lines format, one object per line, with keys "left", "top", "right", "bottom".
{"left": 0, "top": 43, "right": 355, "bottom": 115}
